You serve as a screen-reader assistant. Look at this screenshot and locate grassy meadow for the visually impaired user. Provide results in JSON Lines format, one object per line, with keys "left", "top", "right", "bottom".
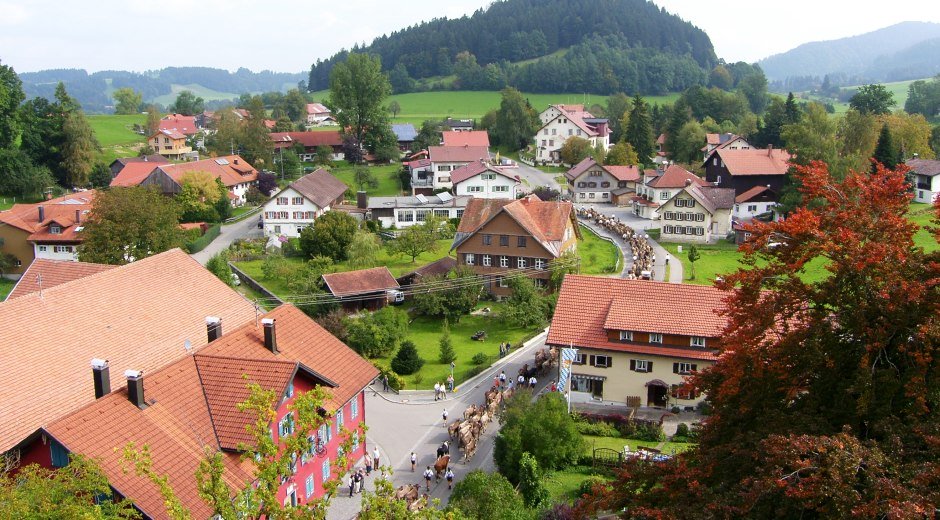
{"left": 87, "top": 113, "right": 147, "bottom": 165}
{"left": 793, "top": 77, "right": 927, "bottom": 114}
{"left": 577, "top": 225, "right": 621, "bottom": 275}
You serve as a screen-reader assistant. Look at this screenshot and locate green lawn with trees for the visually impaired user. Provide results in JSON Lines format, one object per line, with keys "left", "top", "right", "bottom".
{"left": 87, "top": 114, "right": 147, "bottom": 166}
{"left": 326, "top": 163, "right": 402, "bottom": 197}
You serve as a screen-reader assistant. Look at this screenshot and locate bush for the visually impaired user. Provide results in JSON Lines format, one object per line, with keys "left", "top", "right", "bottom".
{"left": 184, "top": 224, "right": 221, "bottom": 253}
{"left": 575, "top": 421, "right": 620, "bottom": 438}
{"left": 471, "top": 352, "right": 488, "bottom": 365}
{"left": 282, "top": 237, "right": 303, "bottom": 258}
{"left": 697, "top": 400, "right": 713, "bottom": 415}
{"left": 577, "top": 476, "right": 608, "bottom": 498}
{"left": 205, "top": 252, "right": 233, "bottom": 287}
{"left": 675, "top": 423, "right": 690, "bottom": 437}
{"left": 633, "top": 422, "right": 666, "bottom": 442}
{"left": 390, "top": 340, "right": 424, "bottom": 375}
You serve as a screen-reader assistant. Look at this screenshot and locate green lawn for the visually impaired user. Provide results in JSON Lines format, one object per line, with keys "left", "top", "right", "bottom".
{"left": 326, "top": 163, "right": 403, "bottom": 197}
{"left": 0, "top": 278, "right": 15, "bottom": 300}
{"left": 908, "top": 202, "right": 939, "bottom": 252}
{"left": 152, "top": 83, "right": 242, "bottom": 106}
{"left": 0, "top": 193, "right": 42, "bottom": 211}
{"left": 660, "top": 240, "right": 830, "bottom": 285}
{"left": 88, "top": 114, "right": 148, "bottom": 166}
{"left": 578, "top": 225, "right": 620, "bottom": 275}
{"left": 793, "top": 77, "right": 927, "bottom": 115}
{"left": 372, "top": 302, "right": 542, "bottom": 389}
{"left": 582, "top": 434, "right": 693, "bottom": 456}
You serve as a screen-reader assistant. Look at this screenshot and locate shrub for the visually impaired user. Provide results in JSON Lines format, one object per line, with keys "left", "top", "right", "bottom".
{"left": 466, "top": 365, "right": 486, "bottom": 378}
{"left": 675, "top": 423, "right": 690, "bottom": 437}
{"left": 577, "top": 476, "right": 608, "bottom": 498}
{"left": 471, "top": 352, "right": 488, "bottom": 365}
{"left": 391, "top": 340, "right": 424, "bottom": 375}
{"left": 633, "top": 422, "right": 665, "bottom": 442}
{"left": 205, "top": 252, "right": 233, "bottom": 287}
{"left": 575, "top": 421, "right": 620, "bottom": 438}
{"left": 282, "top": 237, "right": 303, "bottom": 258}
{"left": 184, "top": 224, "right": 221, "bottom": 253}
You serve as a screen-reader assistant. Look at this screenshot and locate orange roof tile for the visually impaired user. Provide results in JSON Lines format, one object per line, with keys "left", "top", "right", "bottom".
{"left": 734, "top": 185, "right": 777, "bottom": 203}
{"left": 713, "top": 148, "right": 792, "bottom": 176}
{"left": 200, "top": 304, "right": 379, "bottom": 411}
{"left": 0, "top": 249, "right": 256, "bottom": 452}
{"left": 453, "top": 195, "right": 573, "bottom": 257}
{"left": 157, "top": 155, "right": 258, "bottom": 188}
{"left": 605, "top": 166, "right": 641, "bottom": 182}
{"left": 647, "top": 164, "right": 706, "bottom": 189}
{"left": 449, "top": 160, "right": 518, "bottom": 185}
{"left": 428, "top": 145, "right": 489, "bottom": 163}
{"left": 110, "top": 162, "right": 161, "bottom": 187}
{"left": 6, "top": 259, "right": 115, "bottom": 300}
{"left": 547, "top": 275, "right": 726, "bottom": 361}
{"left": 322, "top": 267, "right": 400, "bottom": 297}
{"left": 441, "top": 130, "right": 490, "bottom": 148}
{"left": 0, "top": 192, "right": 96, "bottom": 233}
{"left": 159, "top": 114, "right": 197, "bottom": 136}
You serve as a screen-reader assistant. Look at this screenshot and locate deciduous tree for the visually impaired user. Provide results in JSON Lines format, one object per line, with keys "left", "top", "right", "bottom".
{"left": 503, "top": 276, "right": 549, "bottom": 329}
{"left": 0, "top": 61, "right": 24, "bottom": 150}
{"left": 413, "top": 266, "right": 483, "bottom": 323}
{"left": 686, "top": 244, "right": 700, "bottom": 280}
{"left": 59, "top": 108, "right": 100, "bottom": 187}
{"left": 449, "top": 470, "right": 526, "bottom": 520}
{"left": 112, "top": 88, "right": 143, "bottom": 115}
{"left": 605, "top": 141, "right": 638, "bottom": 166}
{"left": 346, "top": 230, "right": 381, "bottom": 269}
{"left": 849, "top": 83, "right": 895, "bottom": 115}
{"left": 386, "top": 218, "right": 440, "bottom": 263}
{"left": 329, "top": 53, "right": 392, "bottom": 161}
{"left": 388, "top": 100, "right": 401, "bottom": 118}
{"left": 299, "top": 210, "right": 359, "bottom": 261}
{"left": 494, "top": 87, "right": 539, "bottom": 150}
{"left": 80, "top": 187, "right": 183, "bottom": 264}
{"left": 170, "top": 90, "right": 205, "bottom": 116}
{"left": 558, "top": 136, "right": 592, "bottom": 165}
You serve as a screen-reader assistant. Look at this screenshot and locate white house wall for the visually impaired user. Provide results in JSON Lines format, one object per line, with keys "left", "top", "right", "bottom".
{"left": 261, "top": 187, "right": 327, "bottom": 238}
{"left": 34, "top": 243, "right": 79, "bottom": 261}
{"left": 454, "top": 174, "right": 518, "bottom": 199}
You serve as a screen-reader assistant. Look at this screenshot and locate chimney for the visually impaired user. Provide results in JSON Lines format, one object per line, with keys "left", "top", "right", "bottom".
{"left": 357, "top": 191, "right": 368, "bottom": 210}
{"left": 234, "top": 159, "right": 239, "bottom": 165}
{"left": 125, "top": 370, "right": 147, "bottom": 409}
{"left": 262, "top": 318, "right": 278, "bottom": 354}
{"left": 767, "top": 144, "right": 773, "bottom": 157}
{"left": 206, "top": 316, "right": 222, "bottom": 342}
{"left": 91, "top": 358, "right": 110, "bottom": 399}
{"left": 38, "top": 205, "right": 45, "bottom": 222}
{"left": 75, "top": 209, "right": 81, "bottom": 224}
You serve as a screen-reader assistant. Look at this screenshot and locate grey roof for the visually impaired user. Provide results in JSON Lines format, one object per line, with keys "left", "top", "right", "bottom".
{"left": 391, "top": 124, "right": 418, "bottom": 142}
{"left": 681, "top": 184, "right": 736, "bottom": 214}
{"left": 285, "top": 169, "right": 348, "bottom": 209}
{"left": 907, "top": 158, "right": 940, "bottom": 177}
{"left": 367, "top": 194, "right": 472, "bottom": 210}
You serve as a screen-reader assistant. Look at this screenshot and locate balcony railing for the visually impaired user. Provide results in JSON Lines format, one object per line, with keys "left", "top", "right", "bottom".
{"left": 412, "top": 176, "right": 434, "bottom": 187}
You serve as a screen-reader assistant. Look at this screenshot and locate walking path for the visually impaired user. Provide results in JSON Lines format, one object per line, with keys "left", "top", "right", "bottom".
{"left": 326, "top": 332, "right": 552, "bottom": 520}
{"left": 645, "top": 235, "right": 684, "bottom": 283}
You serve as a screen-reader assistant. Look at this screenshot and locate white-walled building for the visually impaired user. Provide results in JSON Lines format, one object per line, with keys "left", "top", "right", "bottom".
{"left": 535, "top": 104, "right": 610, "bottom": 164}
{"left": 732, "top": 185, "right": 778, "bottom": 220}
{"left": 659, "top": 184, "right": 735, "bottom": 244}
{"left": 261, "top": 169, "right": 348, "bottom": 238}
{"left": 367, "top": 193, "right": 471, "bottom": 229}
{"left": 908, "top": 159, "right": 940, "bottom": 203}
{"left": 633, "top": 164, "right": 707, "bottom": 220}
{"left": 425, "top": 145, "right": 490, "bottom": 191}
{"left": 451, "top": 161, "right": 520, "bottom": 199}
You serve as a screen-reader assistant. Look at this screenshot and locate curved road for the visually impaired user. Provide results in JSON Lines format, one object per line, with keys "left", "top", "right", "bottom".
{"left": 190, "top": 212, "right": 263, "bottom": 265}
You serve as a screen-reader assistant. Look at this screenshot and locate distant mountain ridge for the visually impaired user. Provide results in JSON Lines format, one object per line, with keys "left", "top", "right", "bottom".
{"left": 306, "top": 0, "right": 717, "bottom": 95}
{"left": 17, "top": 67, "right": 305, "bottom": 114}
{"left": 759, "top": 21, "right": 940, "bottom": 85}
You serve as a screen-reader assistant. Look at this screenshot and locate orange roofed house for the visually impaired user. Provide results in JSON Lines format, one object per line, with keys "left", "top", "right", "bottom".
{"left": 0, "top": 191, "right": 97, "bottom": 275}
{"left": 451, "top": 195, "right": 579, "bottom": 297}
{"left": 0, "top": 249, "right": 256, "bottom": 461}
{"left": 38, "top": 304, "right": 377, "bottom": 518}
{"left": 148, "top": 128, "right": 193, "bottom": 160}
{"left": 322, "top": 266, "right": 401, "bottom": 312}
{"left": 137, "top": 155, "right": 259, "bottom": 206}
{"left": 703, "top": 146, "right": 791, "bottom": 196}
{"left": 547, "top": 275, "right": 725, "bottom": 408}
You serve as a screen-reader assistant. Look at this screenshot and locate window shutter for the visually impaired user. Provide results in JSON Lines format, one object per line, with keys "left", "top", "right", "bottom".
{"left": 673, "top": 362, "right": 679, "bottom": 374}
{"left": 691, "top": 364, "right": 698, "bottom": 372}
{"left": 589, "top": 355, "right": 596, "bottom": 366}
{"left": 647, "top": 361, "right": 653, "bottom": 372}
{"left": 607, "top": 357, "right": 612, "bottom": 368}
{"left": 630, "top": 359, "right": 636, "bottom": 371}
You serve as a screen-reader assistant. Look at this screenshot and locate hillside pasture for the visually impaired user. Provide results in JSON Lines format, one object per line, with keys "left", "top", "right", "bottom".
{"left": 88, "top": 114, "right": 147, "bottom": 165}
{"left": 793, "top": 77, "right": 927, "bottom": 114}
{"left": 152, "top": 83, "right": 242, "bottom": 106}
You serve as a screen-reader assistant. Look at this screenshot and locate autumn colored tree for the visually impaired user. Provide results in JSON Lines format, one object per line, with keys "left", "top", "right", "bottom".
{"left": 579, "top": 160, "right": 940, "bottom": 517}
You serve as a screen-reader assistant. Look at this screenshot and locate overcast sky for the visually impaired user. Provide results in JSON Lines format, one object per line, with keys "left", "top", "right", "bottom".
{"left": 1, "top": 0, "right": 938, "bottom": 73}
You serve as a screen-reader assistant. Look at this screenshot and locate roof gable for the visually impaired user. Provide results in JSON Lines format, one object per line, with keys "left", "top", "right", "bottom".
{"left": 322, "top": 267, "right": 400, "bottom": 297}
{"left": 647, "top": 165, "right": 705, "bottom": 189}
{"left": 6, "top": 259, "right": 115, "bottom": 300}
{"left": 735, "top": 185, "right": 777, "bottom": 203}
{"left": 453, "top": 196, "right": 573, "bottom": 255}
{"left": 711, "top": 148, "right": 792, "bottom": 176}
{"left": 281, "top": 169, "right": 348, "bottom": 209}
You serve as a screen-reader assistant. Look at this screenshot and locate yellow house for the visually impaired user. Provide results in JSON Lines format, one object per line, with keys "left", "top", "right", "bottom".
{"left": 547, "top": 275, "right": 726, "bottom": 408}
{"left": 149, "top": 129, "right": 192, "bottom": 159}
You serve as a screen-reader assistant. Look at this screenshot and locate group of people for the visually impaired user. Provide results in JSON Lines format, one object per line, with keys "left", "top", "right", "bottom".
{"left": 516, "top": 373, "right": 538, "bottom": 389}
{"left": 423, "top": 466, "right": 455, "bottom": 491}
{"left": 498, "top": 341, "right": 512, "bottom": 357}
{"left": 348, "top": 447, "right": 383, "bottom": 497}
{"left": 433, "top": 381, "right": 447, "bottom": 401}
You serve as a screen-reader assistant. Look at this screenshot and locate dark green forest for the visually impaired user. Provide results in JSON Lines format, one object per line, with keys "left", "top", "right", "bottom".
{"left": 307, "top": 0, "right": 717, "bottom": 95}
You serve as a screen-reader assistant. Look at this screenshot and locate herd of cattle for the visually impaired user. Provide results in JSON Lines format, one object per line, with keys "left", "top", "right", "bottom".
{"left": 576, "top": 207, "right": 656, "bottom": 278}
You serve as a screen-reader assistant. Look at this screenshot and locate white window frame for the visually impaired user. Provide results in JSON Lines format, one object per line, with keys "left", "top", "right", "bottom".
{"left": 635, "top": 360, "right": 650, "bottom": 372}
{"left": 321, "top": 458, "right": 330, "bottom": 481}
{"left": 678, "top": 362, "right": 693, "bottom": 375}
{"left": 619, "top": 330, "right": 633, "bottom": 341}
{"left": 535, "top": 258, "right": 545, "bottom": 270}
{"left": 499, "top": 256, "right": 509, "bottom": 268}
{"left": 517, "top": 257, "right": 526, "bottom": 268}
{"left": 465, "top": 253, "right": 475, "bottom": 265}
{"left": 649, "top": 333, "right": 663, "bottom": 344}
{"left": 482, "top": 254, "right": 492, "bottom": 267}
{"left": 691, "top": 336, "right": 706, "bottom": 347}
{"left": 351, "top": 398, "right": 359, "bottom": 419}
{"left": 593, "top": 355, "right": 611, "bottom": 368}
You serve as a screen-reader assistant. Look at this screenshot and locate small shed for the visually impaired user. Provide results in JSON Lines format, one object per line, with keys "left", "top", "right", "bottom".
{"left": 322, "top": 267, "right": 401, "bottom": 312}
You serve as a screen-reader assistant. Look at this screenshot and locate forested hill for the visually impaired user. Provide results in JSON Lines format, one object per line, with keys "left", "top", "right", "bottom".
{"left": 759, "top": 21, "right": 940, "bottom": 87}
{"left": 307, "top": 0, "right": 717, "bottom": 96}
{"left": 17, "top": 67, "right": 305, "bottom": 114}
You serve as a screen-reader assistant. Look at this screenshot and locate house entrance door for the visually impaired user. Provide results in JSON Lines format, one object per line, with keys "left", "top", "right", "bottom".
{"left": 646, "top": 381, "right": 668, "bottom": 407}
{"left": 591, "top": 379, "right": 604, "bottom": 399}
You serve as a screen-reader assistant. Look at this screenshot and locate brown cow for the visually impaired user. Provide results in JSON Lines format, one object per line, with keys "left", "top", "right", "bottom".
{"left": 434, "top": 455, "right": 450, "bottom": 479}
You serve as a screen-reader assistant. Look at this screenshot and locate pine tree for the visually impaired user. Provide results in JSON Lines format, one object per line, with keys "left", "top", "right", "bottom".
{"left": 438, "top": 319, "right": 456, "bottom": 364}
{"left": 391, "top": 340, "right": 424, "bottom": 375}
{"left": 872, "top": 123, "right": 900, "bottom": 171}
{"left": 625, "top": 94, "right": 655, "bottom": 165}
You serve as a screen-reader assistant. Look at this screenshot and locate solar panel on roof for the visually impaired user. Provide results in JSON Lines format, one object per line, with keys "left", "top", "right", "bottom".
{"left": 415, "top": 194, "right": 428, "bottom": 205}
{"left": 437, "top": 192, "right": 453, "bottom": 203}
{"left": 215, "top": 158, "right": 229, "bottom": 165}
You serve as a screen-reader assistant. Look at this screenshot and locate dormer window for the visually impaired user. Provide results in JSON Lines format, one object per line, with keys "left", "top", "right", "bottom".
{"left": 49, "top": 225, "right": 61, "bottom": 234}
{"left": 619, "top": 330, "right": 633, "bottom": 341}
{"left": 690, "top": 336, "right": 706, "bottom": 347}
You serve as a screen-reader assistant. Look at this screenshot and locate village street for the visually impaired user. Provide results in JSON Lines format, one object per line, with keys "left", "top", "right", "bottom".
{"left": 189, "top": 212, "right": 263, "bottom": 265}
{"left": 327, "top": 333, "right": 552, "bottom": 519}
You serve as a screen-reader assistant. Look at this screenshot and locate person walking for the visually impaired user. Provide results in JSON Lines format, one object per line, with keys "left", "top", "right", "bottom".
{"left": 529, "top": 375, "right": 537, "bottom": 389}
{"left": 382, "top": 374, "right": 389, "bottom": 392}
{"left": 423, "top": 466, "right": 434, "bottom": 492}
{"left": 372, "top": 447, "right": 381, "bottom": 472}
{"left": 433, "top": 382, "right": 441, "bottom": 401}
{"left": 493, "top": 375, "right": 499, "bottom": 389}
{"left": 348, "top": 473, "right": 355, "bottom": 497}
{"left": 364, "top": 452, "right": 373, "bottom": 476}
{"left": 410, "top": 451, "right": 417, "bottom": 472}
{"left": 442, "top": 408, "right": 449, "bottom": 426}
{"left": 517, "top": 374, "right": 525, "bottom": 386}
{"left": 439, "top": 382, "right": 446, "bottom": 399}
{"left": 550, "top": 380, "right": 557, "bottom": 392}
{"left": 499, "top": 370, "right": 506, "bottom": 388}
{"left": 445, "top": 468, "right": 455, "bottom": 490}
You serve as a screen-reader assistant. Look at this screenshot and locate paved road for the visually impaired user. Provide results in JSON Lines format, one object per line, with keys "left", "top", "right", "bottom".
{"left": 575, "top": 203, "right": 684, "bottom": 283}
{"left": 327, "top": 334, "right": 552, "bottom": 519}
{"left": 189, "top": 212, "right": 263, "bottom": 265}
{"left": 512, "top": 162, "right": 560, "bottom": 193}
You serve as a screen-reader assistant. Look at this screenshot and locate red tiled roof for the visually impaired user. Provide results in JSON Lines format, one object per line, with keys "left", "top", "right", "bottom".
{"left": 547, "top": 275, "right": 725, "bottom": 361}
{"left": 441, "top": 130, "right": 490, "bottom": 148}
{"left": 428, "top": 145, "right": 489, "bottom": 163}
{"left": 111, "top": 155, "right": 168, "bottom": 173}
{"left": 151, "top": 129, "right": 185, "bottom": 140}
{"left": 713, "top": 148, "right": 791, "bottom": 176}
{"left": 545, "top": 104, "right": 610, "bottom": 138}
{"left": 322, "top": 267, "right": 400, "bottom": 297}
{"left": 0, "top": 191, "right": 96, "bottom": 234}
{"left": 282, "top": 169, "right": 349, "bottom": 209}
{"left": 0, "top": 248, "right": 257, "bottom": 453}
{"left": 158, "top": 155, "right": 258, "bottom": 188}
{"left": 269, "top": 131, "right": 342, "bottom": 149}
{"left": 306, "top": 103, "right": 330, "bottom": 115}
{"left": 647, "top": 164, "right": 706, "bottom": 189}
{"left": 450, "top": 160, "right": 518, "bottom": 185}
{"left": 110, "top": 162, "right": 161, "bottom": 187}
{"left": 454, "top": 195, "right": 573, "bottom": 256}
{"left": 5, "top": 259, "right": 115, "bottom": 300}
{"left": 159, "top": 114, "right": 197, "bottom": 136}
{"left": 201, "top": 304, "right": 379, "bottom": 411}
{"left": 194, "top": 354, "right": 298, "bottom": 450}
{"left": 605, "top": 165, "right": 641, "bottom": 182}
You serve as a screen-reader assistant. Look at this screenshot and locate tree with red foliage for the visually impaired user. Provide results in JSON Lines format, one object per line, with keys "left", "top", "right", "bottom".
{"left": 578, "top": 161, "right": 940, "bottom": 518}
